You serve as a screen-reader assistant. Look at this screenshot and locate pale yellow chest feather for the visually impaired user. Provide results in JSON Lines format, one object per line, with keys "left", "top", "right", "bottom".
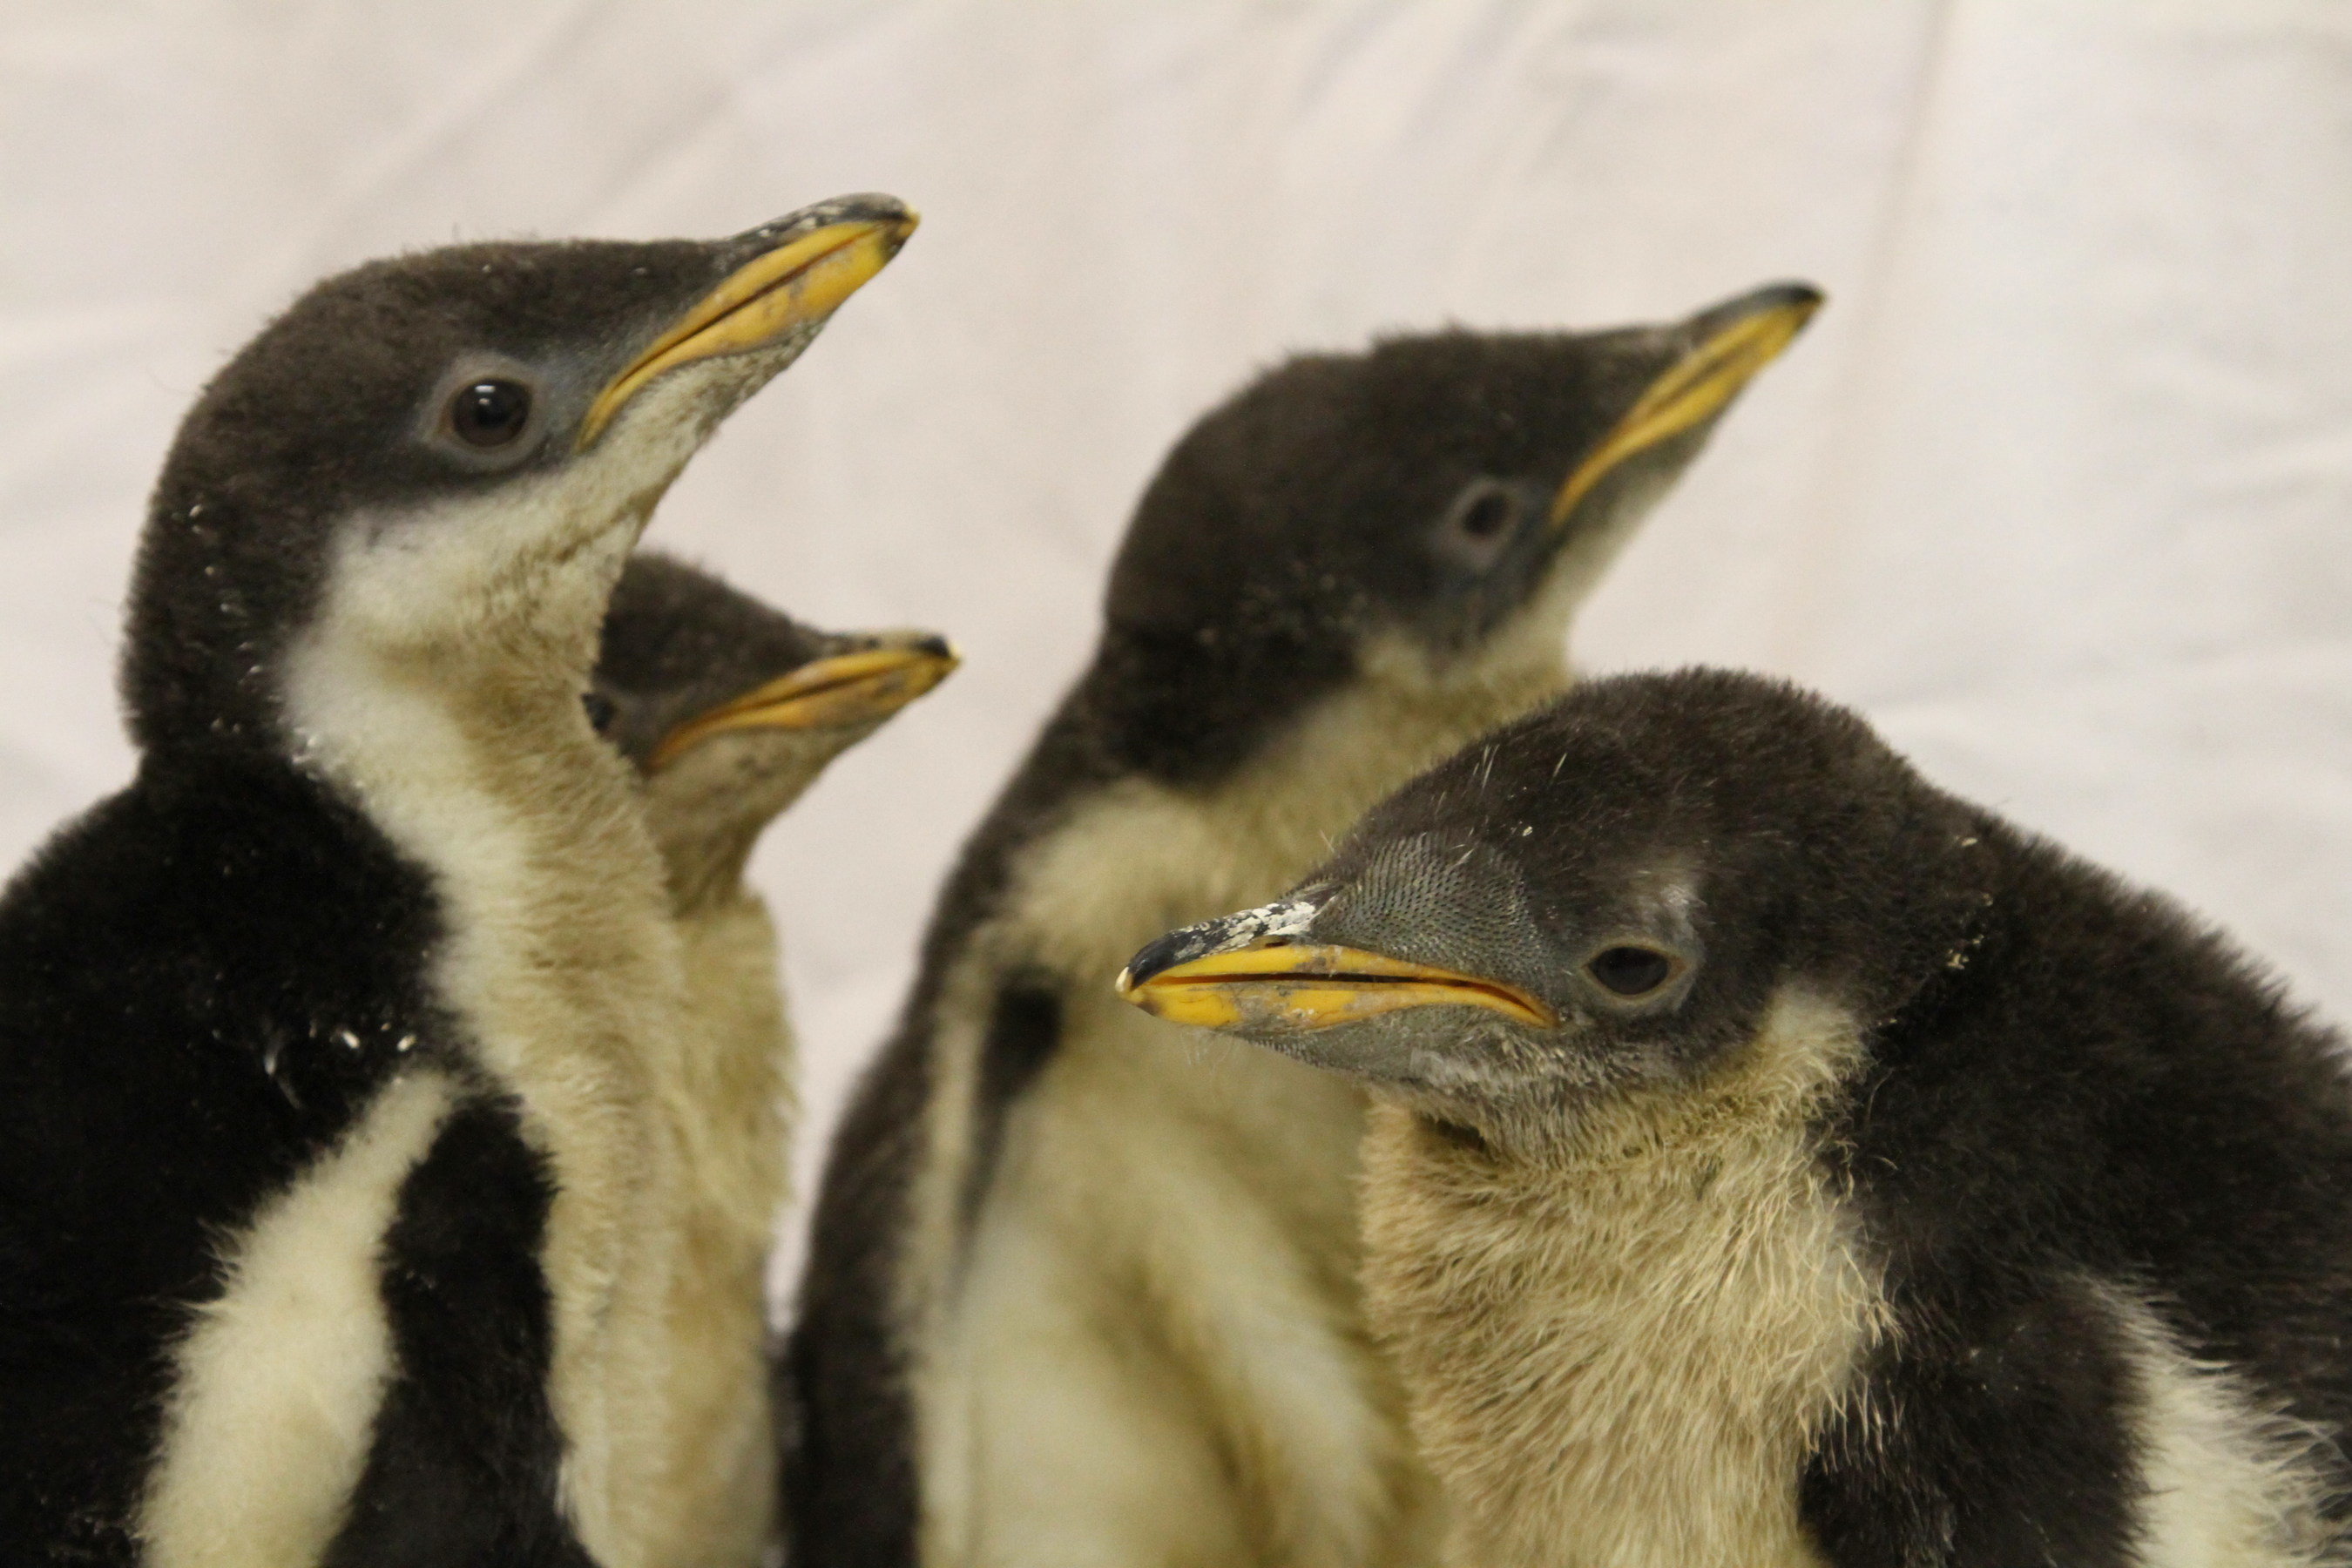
{"left": 639, "top": 889, "right": 794, "bottom": 1568}
{"left": 907, "top": 659, "right": 1576, "bottom": 1568}
{"left": 1356, "top": 991, "right": 1890, "bottom": 1568}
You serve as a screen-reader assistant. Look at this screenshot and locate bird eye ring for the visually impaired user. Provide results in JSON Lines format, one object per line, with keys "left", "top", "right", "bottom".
{"left": 1435, "top": 478, "right": 1524, "bottom": 570}
{"left": 449, "top": 378, "right": 534, "bottom": 447}
{"left": 1462, "top": 490, "right": 1516, "bottom": 540}
{"left": 1585, "top": 943, "right": 1679, "bottom": 998}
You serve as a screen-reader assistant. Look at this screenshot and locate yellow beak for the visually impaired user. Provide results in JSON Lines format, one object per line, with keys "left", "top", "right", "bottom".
{"left": 1547, "top": 287, "right": 1821, "bottom": 529}
{"left": 579, "top": 208, "right": 919, "bottom": 449}
{"left": 647, "top": 639, "right": 958, "bottom": 772}
{"left": 1116, "top": 941, "right": 1555, "bottom": 1033}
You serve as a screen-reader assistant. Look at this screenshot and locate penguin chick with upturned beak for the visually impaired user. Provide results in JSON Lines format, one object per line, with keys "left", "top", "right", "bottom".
{"left": 1124, "top": 668, "right": 2352, "bottom": 1568}
{"left": 588, "top": 551, "right": 955, "bottom": 1568}
{"left": 0, "top": 197, "right": 912, "bottom": 1565}
{"left": 593, "top": 551, "right": 958, "bottom": 912}
{"left": 789, "top": 286, "right": 1822, "bottom": 1568}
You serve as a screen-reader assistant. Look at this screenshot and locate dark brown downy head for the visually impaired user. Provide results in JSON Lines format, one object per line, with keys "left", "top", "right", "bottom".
{"left": 120, "top": 196, "right": 917, "bottom": 758}
{"left": 590, "top": 552, "right": 956, "bottom": 911}
{"left": 1081, "top": 284, "right": 1823, "bottom": 785}
{"left": 1122, "top": 670, "right": 1995, "bottom": 1137}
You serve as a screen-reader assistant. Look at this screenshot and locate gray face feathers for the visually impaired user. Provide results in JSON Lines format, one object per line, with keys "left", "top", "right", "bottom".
{"left": 1079, "top": 284, "right": 1821, "bottom": 782}
{"left": 120, "top": 194, "right": 916, "bottom": 754}
{"left": 1123, "top": 668, "right": 1995, "bottom": 1112}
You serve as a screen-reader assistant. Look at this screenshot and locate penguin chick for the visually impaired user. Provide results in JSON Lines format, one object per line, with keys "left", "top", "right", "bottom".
{"left": 0, "top": 197, "right": 912, "bottom": 1567}
{"left": 593, "top": 550, "right": 959, "bottom": 914}
{"left": 589, "top": 551, "right": 955, "bottom": 1568}
{"left": 789, "top": 287, "right": 1822, "bottom": 1568}
{"left": 1123, "top": 668, "right": 2352, "bottom": 1568}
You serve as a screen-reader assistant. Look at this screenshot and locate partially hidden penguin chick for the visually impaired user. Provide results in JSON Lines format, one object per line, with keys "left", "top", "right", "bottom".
{"left": 788, "top": 286, "right": 1822, "bottom": 1568}
{"left": 1123, "top": 668, "right": 2352, "bottom": 1568}
{"left": 588, "top": 551, "right": 955, "bottom": 1568}
{"left": 0, "top": 197, "right": 913, "bottom": 1567}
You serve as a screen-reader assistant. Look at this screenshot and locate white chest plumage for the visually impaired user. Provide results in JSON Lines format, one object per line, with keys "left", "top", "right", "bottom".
{"left": 137, "top": 1071, "right": 461, "bottom": 1568}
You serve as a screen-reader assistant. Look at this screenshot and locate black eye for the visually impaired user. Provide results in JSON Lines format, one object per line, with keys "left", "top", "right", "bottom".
{"left": 581, "top": 692, "right": 618, "bottom": 734}
{"left": 449, "top": 379, "right": 533, "bottom": 447}
{"left": 1436, "top": 480, "right": 1524, "bottom": 569}
{"left": 1458, "top": 489, "right": 1515, "bottom": 540}
{"left": 1586, "top": 945, "right": 1675, "bottom": 997}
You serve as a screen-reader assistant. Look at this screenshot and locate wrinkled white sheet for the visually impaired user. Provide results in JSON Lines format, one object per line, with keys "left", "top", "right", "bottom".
{"left": 5, "top": 3, "right": 2349, "bottom": 1293}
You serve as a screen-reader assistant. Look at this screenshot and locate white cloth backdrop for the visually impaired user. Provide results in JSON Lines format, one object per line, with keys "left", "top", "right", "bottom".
{"left": 6, "top": 2, "right": 2351, "bottom": 1297}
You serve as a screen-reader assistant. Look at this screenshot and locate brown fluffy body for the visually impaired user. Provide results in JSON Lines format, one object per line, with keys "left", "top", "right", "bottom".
{"left": 1356, "top": 990, "right": 1886, "bottom": 1568}
{"left": 639, "top": 723, "right": 882, "bottom": 1568}
{"left": 1167, "top": 670, "right": 2352, "bottom": 1568}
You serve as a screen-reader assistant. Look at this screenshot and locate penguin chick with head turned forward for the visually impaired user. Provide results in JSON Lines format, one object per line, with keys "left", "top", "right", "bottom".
{"left": 788, "top": 286, "right": 1822, "bottom": 1568}
{"left": 588, "top": 551, "right": 956, "bottom": 1568}
{"left": 1124, "top": 668, "right": 2352, "bottom": 1568}
{"left": 0, "top": 197, "right": 913, "bottom": 1567}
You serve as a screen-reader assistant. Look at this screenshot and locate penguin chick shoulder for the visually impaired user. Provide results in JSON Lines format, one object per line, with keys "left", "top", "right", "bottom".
{"left": 589, "top": 551, "right": 955, "bottom": 1568}
{"left": 788, "top": 286, "right": 1821, "bottom": 1568}
{"left": 0, "top": 198, "right": 912, "bottom": 1567}
{"left": 1123, "top": 668, "right": 2352, "bottom": 1568}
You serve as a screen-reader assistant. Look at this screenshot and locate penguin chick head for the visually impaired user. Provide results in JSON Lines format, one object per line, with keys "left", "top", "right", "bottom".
{"left": 1092, "top": 284, "right": 1821, "bottom": 783}
{"left": 588, "top": 551, "right": 956, "bottom": 910}
{"left": 1119, "top": 669, "right": 1995, "bottom": 1133}
{"left": 122, "top": 194, "right": 916, "bottom": 755}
